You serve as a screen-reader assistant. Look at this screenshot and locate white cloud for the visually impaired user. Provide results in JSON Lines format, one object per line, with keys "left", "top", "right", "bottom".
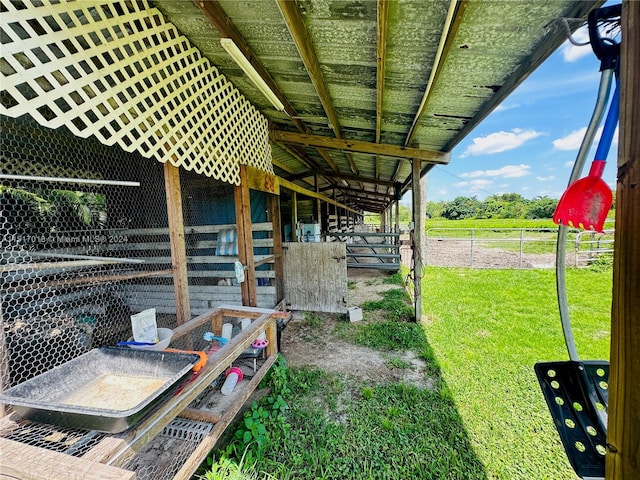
{"left": 536, "top": 175, "right": 555, "bottom": 181}
{"left": 564, "top": 160, "right": 574, "bottom": 168}
{"left": 554, "top": 126, "right": 619, "bottom": 152}
{"left": 561, "top": 27, "right": 591, "bottom": 62}
{"left": 460, "top": 164, "right": 531, "bottom": 179}
{"left": 462, "top": 129, "right": 544, "bottom": 156}
{"left": 494, "top": 103, "right": 520, "bottom": 113}
{"left": 553, "top": 127, "right": 587, "bottom": 151}
{"left": 452, "top": 179, "right": 494, "bottom": 196}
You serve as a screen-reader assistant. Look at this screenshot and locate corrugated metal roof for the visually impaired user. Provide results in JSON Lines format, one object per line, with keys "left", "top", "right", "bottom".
{"left": 152, "top": 0, "right": 601, "bottom": 212}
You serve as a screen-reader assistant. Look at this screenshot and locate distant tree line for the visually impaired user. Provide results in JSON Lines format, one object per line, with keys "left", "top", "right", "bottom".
{"left": 365, "top": 192, "right": 615, "bottom": 223}
{"left": 426, "top": 193, "right": 559, "bottom": 220}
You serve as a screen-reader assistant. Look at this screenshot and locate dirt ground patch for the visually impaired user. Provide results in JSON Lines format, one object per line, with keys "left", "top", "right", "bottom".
{"left": 279, "top": 270, "right": 431, "bottom": 389}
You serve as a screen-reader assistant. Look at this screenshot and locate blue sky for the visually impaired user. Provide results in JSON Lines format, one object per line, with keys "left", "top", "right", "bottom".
{"left": 421, "top": 21, "right": 619, "bottom": 203}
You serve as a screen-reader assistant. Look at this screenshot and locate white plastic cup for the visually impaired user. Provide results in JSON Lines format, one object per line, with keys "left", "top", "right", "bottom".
{"left": 221, "top": 367, "right": 243, "bottom": 395}
{"left": 221, "top": 323, "right": 233, "bottom": 342}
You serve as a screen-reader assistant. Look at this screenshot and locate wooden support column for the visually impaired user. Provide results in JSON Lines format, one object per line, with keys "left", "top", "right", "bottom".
{"left": 411, "top": 158, "right": 423, "bottom": 322}
{"left": 607, "top": 2, "right": 640, "bottom": 479}
{"left": 314, "top": 174, "right": 321, "bottom": 224}
{"left": 291, "top": 191, "right": 298, "bottom": 242}
{"left": 267, "top": 194, "right": 284, "bottom": 304}
{"left": 234, "top": 166, "right": 257, "bottom": 307}
{"left": 163, "top": 162, "right": 190, "bottom": 325}
{"left": 334, "top": 189, "right": 341, "bottom": 231}
{"left": 395, "top": 199, "right": 400, "bottom": 234}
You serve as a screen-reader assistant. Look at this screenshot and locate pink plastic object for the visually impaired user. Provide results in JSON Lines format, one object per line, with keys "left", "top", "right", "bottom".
{"left": 251, "top": 338, "right": 269, "bottom": 349}
{"left": 221, "top": 367, "right": 243, "bottom": 395}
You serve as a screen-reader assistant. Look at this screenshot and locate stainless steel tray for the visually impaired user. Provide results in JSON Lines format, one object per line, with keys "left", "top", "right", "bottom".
{"left": 0, "top": 347, "right": 199, "bottom": 433}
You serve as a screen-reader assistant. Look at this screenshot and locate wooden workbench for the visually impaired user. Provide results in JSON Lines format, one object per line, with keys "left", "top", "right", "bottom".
{"left": 0, "top": 305, "right": 282, "bottom": 480}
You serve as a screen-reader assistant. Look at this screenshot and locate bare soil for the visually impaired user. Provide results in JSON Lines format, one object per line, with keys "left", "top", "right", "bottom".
{"left": 279, "top": 270, "right": 432, "bottom": 389}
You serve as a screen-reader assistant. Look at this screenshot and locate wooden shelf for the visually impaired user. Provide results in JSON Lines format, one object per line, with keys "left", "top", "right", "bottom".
{"left": 0, "top": 305, "right": 280, "bottom": 480}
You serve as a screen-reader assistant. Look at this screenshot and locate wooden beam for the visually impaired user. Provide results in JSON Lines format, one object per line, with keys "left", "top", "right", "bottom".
{"left": 445, "top": 1, "right": 602, "bottom": 152}
{"left": 376, "top": 0, "right": 389, "bottom": 144}
{"left": 195, "top": 1, "right": 354, "bottom": 178}
{"left": 271, "top": 130, "right": 449, "bottom": 163}
{"left": 164, "top": 162, "right": 191, "bottom": 325}
{"left": 276, "top": 0, "right": 342, "bottom": 142}
{"left": 234, "top": 165, "right": 257, "bottom": 307}
{"left": 320, "top": 171, "right": 396, "bottom": 187}
{"left": 401, "top": 163, "right": 436, "bottom": 197}
{"left": 331, "top": 185, "right": 393, "bottom": 200}
{"left": 291, "top": 190, "right": 298, "bottom": 242}
{"left": 278, "top": 177, "right": 361, "bottom": 215}
{"left": 405, "top": 0, "right": 465, "bottom": 146}
{"left": 606, "top": 2, "right": 640, "bottom": 479}
{"left": 195, "top": 0, "right": 307, "bottom": 132}
{"left": 0, "top": 438, "right": 135, "bottom": 480}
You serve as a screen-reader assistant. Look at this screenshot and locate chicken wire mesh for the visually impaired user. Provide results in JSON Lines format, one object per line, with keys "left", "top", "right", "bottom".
{"left": 2, "top": 111, "right": 276, "bottom": 391}
{"left": 1, "top": 113, "right": 174, "bottom": 389}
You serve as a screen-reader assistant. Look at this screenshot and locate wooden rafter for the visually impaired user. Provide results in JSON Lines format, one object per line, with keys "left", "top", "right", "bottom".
{"left": 317, "top": 171, "right": 396, "bottom": 187}
{"left": 278, "top": 177, "right": 361, "bottom": 215}
{"left": 376, "top": 0, "right": 389, "bottom": 144}
{"left": 405, "top": 0, "right": 466, "bottom": 147}
{"left": 321, "top": 185, "right": 392, "bottom": 200}
{"left": 196, "top": 0, "right": 343, "bottom": 182}
{"left": 194, "top": 0, "right": 306, "bottom": 133}
{"left": 276, "top": 0, "right": 359, "bottom": 176}
{"left": 375, "top": 0, "right": 389, "bottom": 189}
{"left": 442, "top": 1, "right": 601, "bottom": 152}
{"left": 271, "top": 130, "right": 449, "bottom": 163}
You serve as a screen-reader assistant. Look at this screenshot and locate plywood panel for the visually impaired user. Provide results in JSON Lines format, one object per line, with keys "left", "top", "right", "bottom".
{"left": 283, "top": 243, "right": 347, "bottom": 313}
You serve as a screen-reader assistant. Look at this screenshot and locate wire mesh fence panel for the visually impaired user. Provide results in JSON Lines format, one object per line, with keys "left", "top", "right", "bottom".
{"left": 1, "top": 114, "right": 277, "bottom": 398}
{"left": 424, "top": 228, "right": 587, "bottom": 269}
{"left": 1, "top": 114, "right": 174, "bottom": 390}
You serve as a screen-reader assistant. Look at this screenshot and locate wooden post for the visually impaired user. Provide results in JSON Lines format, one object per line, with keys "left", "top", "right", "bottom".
{"left": 334, "top": 189, "right": 340, "bottom": 231}
{"left": 314, "top": 174, "right": 321, "bottom": 224}
{"left": 395, "top": 199, "right": 400, "bottom": 234}
{"left": 291, "top": 191, "right": 298, "bottom": 242}
{"left": 163, "top": 162, "right": 190, "bottom": 325}
{"left": 234, "top": 166, "right": 257, "bottom": 307}
{"left": 606, "top": 2, "right": 640, "bottom": 479}
{"left": 412, "top": 158, "right": 423, "bottom": 322}
{"left": 267, "top": 194, "right": 285, "bottom": 304}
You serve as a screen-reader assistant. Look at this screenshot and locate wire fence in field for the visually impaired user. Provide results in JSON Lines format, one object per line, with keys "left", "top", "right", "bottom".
{"left": 423, "top": 228, "right": 615, "bottom": 269}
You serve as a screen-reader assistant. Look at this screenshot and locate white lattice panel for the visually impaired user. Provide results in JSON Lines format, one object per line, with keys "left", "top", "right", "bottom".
{"left": 0, "top": 0, "right": 274, "bottom": 185}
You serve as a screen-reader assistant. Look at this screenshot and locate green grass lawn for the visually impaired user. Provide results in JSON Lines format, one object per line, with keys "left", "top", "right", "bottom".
{"left": 204, "top": 266, "right": 612, "bottom": 480}
{"left": 421, "top": 267, "right": 612, "bottom": 479}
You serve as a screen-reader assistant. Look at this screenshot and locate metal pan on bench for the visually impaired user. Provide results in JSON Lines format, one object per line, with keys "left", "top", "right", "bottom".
{"left": 0, "top": 347, "right": 200, "bottom": 433}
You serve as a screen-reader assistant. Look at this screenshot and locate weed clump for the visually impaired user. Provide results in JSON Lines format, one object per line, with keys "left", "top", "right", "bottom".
{"left": 361, "top": 288, "right": 414, "bottom": 322}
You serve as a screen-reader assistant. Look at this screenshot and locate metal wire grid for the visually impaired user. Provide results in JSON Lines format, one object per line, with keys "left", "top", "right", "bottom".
{"left": 1, "top": 114, "right": 172, "bottom": 388}
{"left": 123, "top": 418, "right": 214, "bottom": 480}
{"left": 3, "top": 421, "right": 106, "bottom": 457}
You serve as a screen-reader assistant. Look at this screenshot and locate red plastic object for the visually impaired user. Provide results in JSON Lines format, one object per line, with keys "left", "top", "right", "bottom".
{"left": 553, "top": 160, "right": 612, "bottom": 233}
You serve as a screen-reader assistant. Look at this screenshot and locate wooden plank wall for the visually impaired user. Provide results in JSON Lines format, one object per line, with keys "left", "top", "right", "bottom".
{"left": 114, "top": 223, "right": 277, "bottom": 314}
